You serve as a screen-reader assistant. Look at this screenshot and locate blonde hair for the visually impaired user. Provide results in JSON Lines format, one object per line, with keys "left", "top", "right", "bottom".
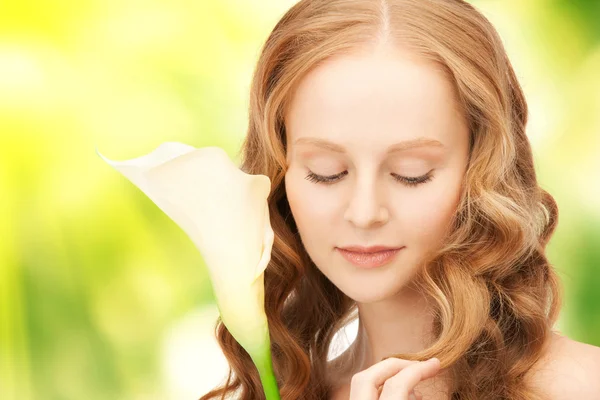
{"left": 200, "top": 0, "right": 563, "bottom": 398}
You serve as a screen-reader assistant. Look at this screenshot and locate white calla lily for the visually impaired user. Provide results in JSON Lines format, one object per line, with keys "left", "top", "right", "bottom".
{"left": 96, "top": 142, "right": 280, "bottom": 399}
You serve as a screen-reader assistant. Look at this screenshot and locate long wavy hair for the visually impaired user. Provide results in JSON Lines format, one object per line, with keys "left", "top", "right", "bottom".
{"left": 199, "top": 0, "right": 563, "bottom": 398}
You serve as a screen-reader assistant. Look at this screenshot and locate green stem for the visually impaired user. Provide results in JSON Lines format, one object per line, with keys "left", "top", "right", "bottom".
{"left": 251, "top": 336, "right": 281, "bottom": 400}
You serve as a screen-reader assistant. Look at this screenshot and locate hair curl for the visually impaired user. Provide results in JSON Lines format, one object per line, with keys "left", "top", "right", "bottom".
{"left": 199, "top": 0, "right": 563, "bottom": 398}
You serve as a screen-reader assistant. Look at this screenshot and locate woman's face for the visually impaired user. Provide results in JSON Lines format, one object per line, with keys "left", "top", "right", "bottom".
{"left": 284, "top": 44, "right": 470, "bottom": 304}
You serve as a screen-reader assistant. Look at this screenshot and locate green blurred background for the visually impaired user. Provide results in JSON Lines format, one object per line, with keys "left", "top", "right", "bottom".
{"left": 0, "top": 0, "right": 598, "bottom": 399}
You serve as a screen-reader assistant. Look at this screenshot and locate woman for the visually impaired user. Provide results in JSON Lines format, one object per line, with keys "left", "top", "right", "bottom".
{"left": 200, "top": 0, "right": 600, "bottom": 399}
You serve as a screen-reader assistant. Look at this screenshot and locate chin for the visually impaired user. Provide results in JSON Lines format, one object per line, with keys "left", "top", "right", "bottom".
{"left": 331, "top": 265, "right": 418, "bottom": 304}
{"left": 346, "top": 291, "right": 391, "bottom": 304}
{"left": 336, "top": 280, "right": 402, "bottom": 304}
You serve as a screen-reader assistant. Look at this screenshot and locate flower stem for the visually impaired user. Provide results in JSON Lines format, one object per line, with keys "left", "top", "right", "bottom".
{"left": 251, "top": 336, "right": 281, "bottom": 400}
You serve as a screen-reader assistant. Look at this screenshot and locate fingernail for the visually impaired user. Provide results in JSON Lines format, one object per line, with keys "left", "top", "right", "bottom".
{"left": 428, "top": 357, "right": 440, "bottom": 364}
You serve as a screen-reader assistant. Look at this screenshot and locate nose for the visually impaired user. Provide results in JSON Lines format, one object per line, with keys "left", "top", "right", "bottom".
{"left": 343, "top": 177, "right": 390, "bottom": 229}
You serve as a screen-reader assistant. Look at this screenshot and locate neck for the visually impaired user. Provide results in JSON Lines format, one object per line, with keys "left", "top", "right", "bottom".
{"left": 326, "top": 284, "right": 452, "bottom": 398}
{"left": 353, "top": 284, "right": 436, "bottom": 370}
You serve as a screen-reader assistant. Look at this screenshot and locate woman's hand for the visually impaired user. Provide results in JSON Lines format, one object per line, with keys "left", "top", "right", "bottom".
{"left": 348, "top": 357, "right": 441, "bottom": 400}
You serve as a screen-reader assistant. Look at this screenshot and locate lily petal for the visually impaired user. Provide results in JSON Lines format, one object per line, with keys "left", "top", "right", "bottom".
{"left": 97, "top": 142, "right": 275, "bottom": 352}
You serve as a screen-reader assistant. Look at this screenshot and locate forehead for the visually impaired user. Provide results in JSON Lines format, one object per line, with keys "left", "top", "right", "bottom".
{"left": 284, "top": 46, "right": 465, "bottom": 153}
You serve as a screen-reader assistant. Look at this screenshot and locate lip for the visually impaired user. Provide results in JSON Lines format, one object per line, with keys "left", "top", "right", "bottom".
{"left": 336, "top": 246, "right": 404, "bottom": 268}
{"left": 338, "top": 245, "right": 401, "bottom": 253}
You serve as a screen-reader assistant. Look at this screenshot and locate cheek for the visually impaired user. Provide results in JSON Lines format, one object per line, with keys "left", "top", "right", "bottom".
{"left": 402, "top": 177, "right": 462, "bottom": 241}
{"left": 286, "top": 172, "right": 338, "bottom": 223}
{"left": 285, "top": 172, "right": 339, "bottom": 253}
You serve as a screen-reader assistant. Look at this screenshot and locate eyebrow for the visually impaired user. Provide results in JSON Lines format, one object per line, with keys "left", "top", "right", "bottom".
{"left": 293, "top": 137, "right": 445, "bottom": 154}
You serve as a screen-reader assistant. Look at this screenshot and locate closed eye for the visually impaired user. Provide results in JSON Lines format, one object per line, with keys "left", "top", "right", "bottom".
{"left": 304, "top": 170, "right": 434, "bottom": 187}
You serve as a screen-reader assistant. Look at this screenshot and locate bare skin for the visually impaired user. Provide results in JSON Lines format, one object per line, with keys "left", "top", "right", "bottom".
{"left": 282, "top": 34, "right": 600, "bottom": 400}
{"left": 328, "top": 331, "right": 600, "bottom": 399}
{"left": 328, "top": 343, "right": 449, "bottom": 400}
{"left": 285, "top": 42, "right": 470, "bottom": 387}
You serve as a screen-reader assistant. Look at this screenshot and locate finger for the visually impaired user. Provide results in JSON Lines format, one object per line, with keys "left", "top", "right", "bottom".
{"left": 377, "top": 384, "right": 423, "bottom": 398}
{"left": 349, "top": 358, "right": 418, "bottom": 399}
{"left": 379, "top": 358, "right": 441, "bottom": 400}
{"left": 412, "top": 389, "right": 424, "bottom": 400}
{"left": 408, "top": 388, "right": 423, "bottom": 400}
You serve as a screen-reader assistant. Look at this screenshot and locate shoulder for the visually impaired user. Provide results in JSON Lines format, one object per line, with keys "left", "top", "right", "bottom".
{"left": 526, "top": 330, "right": 600, "bottom": 400}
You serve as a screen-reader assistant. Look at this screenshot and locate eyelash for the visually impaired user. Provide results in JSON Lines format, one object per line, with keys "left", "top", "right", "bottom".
{"left": 304, "top": 170, "right": 434, "bottom": 187}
